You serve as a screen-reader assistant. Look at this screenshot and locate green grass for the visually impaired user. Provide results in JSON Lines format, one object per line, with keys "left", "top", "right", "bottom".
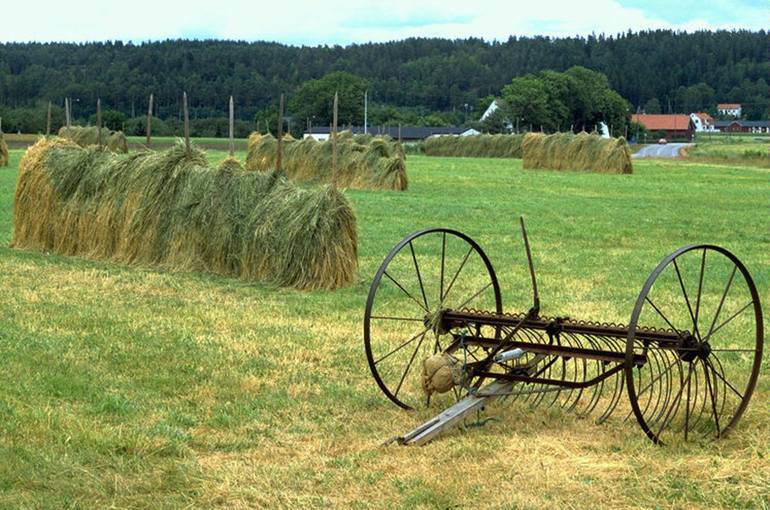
{"left": 689, "top": 134, "right": 770, "bottom": 166}
{"left": 0, "top": 148, "right": 768, "bottom": 508}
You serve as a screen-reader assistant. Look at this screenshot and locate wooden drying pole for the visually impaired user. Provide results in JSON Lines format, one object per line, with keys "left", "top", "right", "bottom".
{"left": 183, "top": 91, "right": 190, "bottom": 152}
{"left": 331, "top": 92, "right": 338, "bottom": 189}
{"left": 276, "top": 93, "right": 284, "bottom": 172}
{"left": 146, "top": 93, "right": 154, "bottom": 147}
{"left": 96, "top": 98, "right": 102, "bottom": 149}
{"left": 65, "top": 98, "right": 71, "bottom": 128}
{"left": 228, "top": 95, "right": 235, "bottom": 157}
{"left": 46, "top": 101, "right": 52, "bottom": 136}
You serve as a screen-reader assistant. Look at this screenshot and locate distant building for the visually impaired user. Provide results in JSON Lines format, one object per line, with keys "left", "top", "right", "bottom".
{"left": 717, "top": 103, "right": 742, "bottom": 117}
{"left": 631, "top": 114, "right": 695, "bottom": 139}
{"left": 479, "top": 100, "right": 502, "bottom": 122}
{"left": 303, "top": 126, "right": 479, "bottom": 142}
{"left": 714, "top": 120, "right": 770, "bottom": 133}
{"left": 690, "top": 112, "right": 716, "bottom": 132}
{"left": 479, "top": 99, "right": 514, "bottom": 131}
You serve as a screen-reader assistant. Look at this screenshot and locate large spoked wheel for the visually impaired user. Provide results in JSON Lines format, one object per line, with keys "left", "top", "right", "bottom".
{"left": 364, "top": 228, "right": 503, "bottom": 410}
{"left": 625, "top": 245, "right": 763, "bottom": 445}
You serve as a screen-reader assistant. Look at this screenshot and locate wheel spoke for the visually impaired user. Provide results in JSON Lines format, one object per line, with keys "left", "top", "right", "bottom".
{"left": 442, "top": 245, "right": 474, "bottom": 304}
{"left": 705, "top": 265, "right": 737, "bottom": 341}
{"left": 701, "top": 301, "right": 753, "bottom": 344}
{"left": 394, "top": 331, "right": 428, "bottom": 398}
{"left": 370, "top": 315, "right": 424, "bottom": 322}
{"left": 455, "top": 281, "right": 494, "bottom": 311}
{"left": 374, "top": 327, "right": 429, "bottom": 365}
{"left": 693, "top": 249, "right": 706, "bottom": 339}
{"left": 384, "top": 271, "right": 429, "bottom": 313}
{"left": 684, "top": 362, "right": 693, "bottom": 440}
{"left": 440, "top": 232, "right": 446, "bottom": 305}
{"left": 703, "top": 361, "right": 721, "bottom": 437}
{"left": 409, "top": 241, "right": 429, "bottom": 311}
{"left": 705, "top": 358, "right": 745, "bottom": 401}
{"left": 644, "top": 296, "right": 683, "bottom": 335}
{"left": 673, "top": 259, "right": 699, "bottom": 339}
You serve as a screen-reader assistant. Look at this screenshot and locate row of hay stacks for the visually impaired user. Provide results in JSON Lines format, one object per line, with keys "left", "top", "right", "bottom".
{"left": 423, "top": 134, "right": 525, "bottom": 158}
{"left": 0, "top": 132, "right": 8, "bottom": 166}
{"left": 13, "top": 138, "right": 357, "bottom": 290}
{"left": 522, "top": 132, "right": 633, "bottom": 174}
{"left": 58, "top": 126, "right": 129, "bottom": 153}
{"left": 245, "top": 131, "right": 408, "bottom": 190}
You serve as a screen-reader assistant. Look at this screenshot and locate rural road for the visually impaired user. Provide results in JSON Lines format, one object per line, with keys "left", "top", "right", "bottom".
{"left": 633, "top": 143, "right": 693, "bottom": 159}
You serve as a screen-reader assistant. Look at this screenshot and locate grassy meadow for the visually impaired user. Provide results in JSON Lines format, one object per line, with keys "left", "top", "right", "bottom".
{"left": 688, "top": 134, "right": 770, "bottom": 167}
{"left": 0, "top": 146, "right": 768, "bottom": 508}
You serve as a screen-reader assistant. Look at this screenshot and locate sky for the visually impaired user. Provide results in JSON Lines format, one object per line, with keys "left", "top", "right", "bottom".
{"left": 1, "top": 0, "right": 767, "bottom": 45}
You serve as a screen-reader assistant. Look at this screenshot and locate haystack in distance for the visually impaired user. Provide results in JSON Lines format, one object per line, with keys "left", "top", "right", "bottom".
{"left": 58, "top": 126, "right": 129, "bottom": 153}
{"left": 0, "top": 132, "right": 8, "bottom": 166}
{"left": 12, "top": 138, "right": 358, "bottom": 290}
{"left": 245, "top": 131, "right": 408, "bottom": 191}
{"left": 424, "top": 134, "right": 525, "bottom": 158}
{"left": 522, "top": 132, "right": 633, "bottom": 174}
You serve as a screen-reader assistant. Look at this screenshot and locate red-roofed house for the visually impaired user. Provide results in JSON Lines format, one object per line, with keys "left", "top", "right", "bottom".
{"left": 631, "top": 114, "right": 695, "bottom": 139}
{"left": 717, "top": 103, "right": 741, "bottom": 117}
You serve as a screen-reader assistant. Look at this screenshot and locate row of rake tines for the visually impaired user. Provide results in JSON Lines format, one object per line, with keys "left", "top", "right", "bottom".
{"left": 485, "top": 325, "right": 723, "bottom": 436}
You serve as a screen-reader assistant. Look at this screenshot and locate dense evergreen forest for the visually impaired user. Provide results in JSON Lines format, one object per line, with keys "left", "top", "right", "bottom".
{"left": 0, "top": 30, "right": 767, "bottom": 134}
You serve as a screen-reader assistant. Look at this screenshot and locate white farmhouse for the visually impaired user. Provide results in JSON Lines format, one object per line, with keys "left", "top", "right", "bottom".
{"left": 717, "top": 103, "right": 741, "bottom": 117}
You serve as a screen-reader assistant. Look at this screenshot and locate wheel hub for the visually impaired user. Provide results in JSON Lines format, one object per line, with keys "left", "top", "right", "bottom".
{"left": 678, "top": 332, "right": 711, "bottom": 362}
{"left": 424, "top": 308, "right": 450, "bottom": 335}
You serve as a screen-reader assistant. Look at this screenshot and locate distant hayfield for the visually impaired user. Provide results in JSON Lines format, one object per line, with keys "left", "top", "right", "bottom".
{"left": 59, "top": 126, "right": 129, "bottom": 153}
{"left": 246, "top": 131, "right": 408, "bottom": 190}
{"left": 523, "top": 132, "right": 633, "bottom": 174}
{"left": 424, "top": 134, "right": 525, "bottom": 158}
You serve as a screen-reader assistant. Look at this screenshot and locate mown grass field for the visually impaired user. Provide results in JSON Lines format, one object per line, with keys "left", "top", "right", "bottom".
{"left": 0, "top": 147, "right": 768, "bottom": 508}
{"left": 688, "top": 134, "right": 770, "bottom": 167}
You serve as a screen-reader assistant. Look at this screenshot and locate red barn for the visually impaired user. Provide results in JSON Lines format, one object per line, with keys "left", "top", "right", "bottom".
{"left": 631, "top": 114, "right": 695, "bottom": 139}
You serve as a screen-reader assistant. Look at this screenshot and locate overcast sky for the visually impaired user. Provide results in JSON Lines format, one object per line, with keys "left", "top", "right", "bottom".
{"left": 2, "top": 0, "right": 767, "bottom": 44}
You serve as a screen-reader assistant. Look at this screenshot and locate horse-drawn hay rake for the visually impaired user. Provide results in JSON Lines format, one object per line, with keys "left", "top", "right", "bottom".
{"left": 364, "top": 219, "right": 763, "bottom": 445}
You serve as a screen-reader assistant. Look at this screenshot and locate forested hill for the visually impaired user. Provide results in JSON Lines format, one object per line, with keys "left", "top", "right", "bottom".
{"left": 0, "top": 30, "right": 768, "bottom": 123}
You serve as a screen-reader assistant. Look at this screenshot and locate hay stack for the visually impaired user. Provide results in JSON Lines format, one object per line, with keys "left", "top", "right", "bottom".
{"left": 522, "top": 132, "right": 633, "bottom": 174}
{"left": 245, "top": 132, "right": 408, "bottom": 190}
{"left": 423, "top": 134, "right": 525, "bottom": 158}
{"left": 13, "top": 138, "right": 358, "bottom": 290}
{"left": 0, "top": 132, "right": 8, "bottom": 167}
{"left": 58, "top": 126, "right": 129, "bottom": 153}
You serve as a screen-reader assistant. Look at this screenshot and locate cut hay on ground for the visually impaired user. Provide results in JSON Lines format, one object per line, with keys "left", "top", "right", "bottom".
{"left": 245, "top": 132, "right": 408, "bottom": 190}
{"left": 0, "top": 132, "right": 8, "bottom": 167}
{"left": 58, "top": 126, "right": 129, "bottom": 153}
{"left": 423, "top": 134, "right": 525, "bottom": 158}
{"left": 12, "top": 138, "right": 358, "bottom": 290}
{"left": 522, "top": 132, "right": 633, "bottom": 174}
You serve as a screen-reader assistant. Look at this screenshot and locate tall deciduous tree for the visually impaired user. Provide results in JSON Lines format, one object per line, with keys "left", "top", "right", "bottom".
{"left": 289, "top": 72, "right": 369, "bottom": 127}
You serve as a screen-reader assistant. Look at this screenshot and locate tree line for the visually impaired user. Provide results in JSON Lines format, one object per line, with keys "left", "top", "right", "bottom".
{"left": 0, "top": 30, "right": 767, "bottom": 135}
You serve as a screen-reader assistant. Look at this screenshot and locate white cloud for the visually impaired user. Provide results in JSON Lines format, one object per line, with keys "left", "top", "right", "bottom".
{"left": 1, "top": 0, "right": 763, "bottom": 44}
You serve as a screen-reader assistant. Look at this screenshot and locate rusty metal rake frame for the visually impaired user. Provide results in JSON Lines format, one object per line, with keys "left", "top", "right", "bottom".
{"left": 363, "top": 220, "right": 763, "bottom": 445}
